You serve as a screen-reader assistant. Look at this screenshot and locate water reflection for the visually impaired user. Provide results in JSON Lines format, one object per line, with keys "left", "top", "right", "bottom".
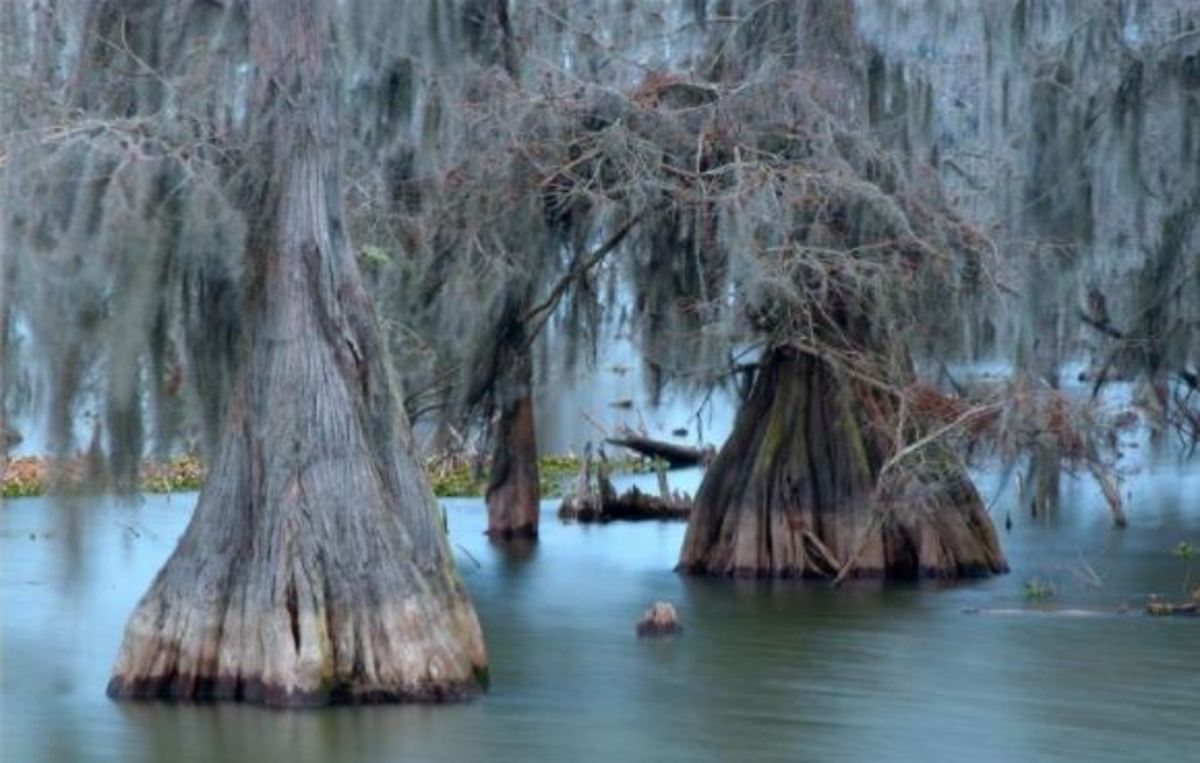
{"left": 3, "top": 461, "right": 1199, "bottom": 762}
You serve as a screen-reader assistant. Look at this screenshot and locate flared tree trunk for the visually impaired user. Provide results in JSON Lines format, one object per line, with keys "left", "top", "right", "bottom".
{"left": 678, "top": 348, "right": 1007, "bottom": 579}
{"left": 107, "top": 0, "right": 486, "bottom": 706}
{"left": 485, "top": 328, "right": 540, "bottom": 540}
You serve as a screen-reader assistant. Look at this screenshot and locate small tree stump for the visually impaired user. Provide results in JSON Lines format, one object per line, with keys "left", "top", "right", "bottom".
{"left": 559, "top": 445, "right": 692, "bottom": 523}
{"left": 1145, "top": 596, "right": 1199, "bottom": 617}
{"left": 636, "top": 602, "right": 682, "bottom": 637}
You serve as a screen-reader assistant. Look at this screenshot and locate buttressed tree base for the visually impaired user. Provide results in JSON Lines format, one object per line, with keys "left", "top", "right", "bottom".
{"left": 679, "top": 348, "right": 1008, "bottom": 580}
{"left": 104, "top": 0, "right": 487, "bottom": 706}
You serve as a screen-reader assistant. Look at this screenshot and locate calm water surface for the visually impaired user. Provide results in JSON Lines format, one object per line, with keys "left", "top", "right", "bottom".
{"left": 2, "top": 465, "right": 1198, "bottom": 762}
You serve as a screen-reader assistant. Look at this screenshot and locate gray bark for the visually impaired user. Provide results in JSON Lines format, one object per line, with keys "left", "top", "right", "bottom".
{"left": 678, "top": 348, "right": 1007, "bottom": 579}
{"left": 107, "top": 0, "right": 487, "bottom": 707}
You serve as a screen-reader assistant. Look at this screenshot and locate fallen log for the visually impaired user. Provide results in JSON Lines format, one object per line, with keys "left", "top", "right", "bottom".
{"left": 604, "top": 434, "right": 714, "bottom": 468}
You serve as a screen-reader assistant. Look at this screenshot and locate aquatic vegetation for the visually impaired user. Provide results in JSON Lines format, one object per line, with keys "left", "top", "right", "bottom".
{"left": 1, "top": 455, "right": 204, "bottom": 498}
{"left": 1170, "top": 541, "right": 1198, "bottom": 596}
{"left": 1171, "top": 541, "right": 1195, "bottom": 560}
{"left": 0, "top": 453, "right": 647, "bottom": 501}
{"left": 1023, "top": 579, "right": 1056, "bottom": 600}
{"left": 427, "top": 453, "right": 644, "bottom": 499}
{"left": 0, "top": 458, "right": 46, "bottom": 498}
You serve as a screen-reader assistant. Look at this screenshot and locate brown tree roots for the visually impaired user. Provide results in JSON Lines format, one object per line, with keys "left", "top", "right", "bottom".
{"left": 678, "top": 348, "right": 1008, "bottom": 580}
{"left": 108, "top": 178, "right": 488, "bottom": 705}
{"left": 106, "top": 393, "right": 488, "bottom": 706}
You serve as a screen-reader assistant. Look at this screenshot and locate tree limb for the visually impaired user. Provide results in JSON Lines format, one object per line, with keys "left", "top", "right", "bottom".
{"left": 522, "top": 211, "right": 646, "bottom": 342}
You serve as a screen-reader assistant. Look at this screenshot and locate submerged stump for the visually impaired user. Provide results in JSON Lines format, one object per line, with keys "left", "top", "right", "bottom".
{"left": 485, "top": 367, "right": 540, "bottom": 541}
{"left": 482, "top": 297, "right": 540, "bottom": 542}
{"left": 678, "top": 348, "right": 1007, "bottom": 580}
{"left": 558, "top": 446, "right": 692, "bottom": 522}
{"left": 1145, "top": 594, "right": 1200, "bottom": 617}
{"left": 560, "top": 483, "right": 691, "bottom": 522}
{"left": 636, "top": 602, "right": 682, "bottom": 637}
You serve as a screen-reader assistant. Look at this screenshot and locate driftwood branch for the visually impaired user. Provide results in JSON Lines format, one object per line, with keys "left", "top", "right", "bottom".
{"left": 604, "top": 434, "right": 714, "bottom": 468}
{"left": 802, "top": 529, "right": 843, "bottom": 573}
{"left": 832, "top": 401, "right": 1003, "bottom": 586}
{"left": 1078, "top": 309, "right": 1125, "bottom": 340}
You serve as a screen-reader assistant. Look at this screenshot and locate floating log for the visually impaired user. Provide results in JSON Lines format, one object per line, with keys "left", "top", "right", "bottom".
{"left": 604, "top": 434, "right": 714, "bottom": 468}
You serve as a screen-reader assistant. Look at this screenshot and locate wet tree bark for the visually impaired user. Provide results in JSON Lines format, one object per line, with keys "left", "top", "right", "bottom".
{"left": 106, "top": 0, "right": 487, "bottom": 706}
{"left": 678, "top": 347, "right": 1007, "bottom": 579}
{"left": 679, "top": 0, "right": 1004, "bottom": 580}
{"left": 0, "top": 292, "right": 8, "bottom": 479}
{"left": 1018, "top": 247, "right": 1065, "bottom": 518}
{"left": 485, "top": 325, "right": 540, "bottom": 540}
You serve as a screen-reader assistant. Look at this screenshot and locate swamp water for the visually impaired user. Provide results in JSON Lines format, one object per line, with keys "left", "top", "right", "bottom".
{"left": 2, "top": 465, "right": 1198, "bottom": 762}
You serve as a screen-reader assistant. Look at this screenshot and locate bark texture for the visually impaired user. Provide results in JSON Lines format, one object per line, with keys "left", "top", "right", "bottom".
{"left": 678, "top": 348, "right": 1007, "bottom": 579}
{"left": 484, "top": 327, "right": 540, "bottom": 540}
{"left": 107, "top": 0, "right": 486, "bottom": 706}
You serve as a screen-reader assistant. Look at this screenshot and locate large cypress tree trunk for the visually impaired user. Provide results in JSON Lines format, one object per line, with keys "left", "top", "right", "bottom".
{"left": 678, "top": 347, "right": 1007, "bottom": 579}
{"left": 107, "top": 0, "right": 487, "bottom": 706}
{"left": 485, "top": 321, "right": 540, "bottom": 540}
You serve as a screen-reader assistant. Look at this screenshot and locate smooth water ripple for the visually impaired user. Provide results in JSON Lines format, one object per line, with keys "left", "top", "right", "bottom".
{"left": 3, "top": 464, "right": 1199, "bottom": 762}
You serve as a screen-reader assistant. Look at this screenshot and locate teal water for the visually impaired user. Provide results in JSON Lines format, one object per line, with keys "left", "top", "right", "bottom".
{"left": 2, "top": 464, "right": 1198, "bottom": 762}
